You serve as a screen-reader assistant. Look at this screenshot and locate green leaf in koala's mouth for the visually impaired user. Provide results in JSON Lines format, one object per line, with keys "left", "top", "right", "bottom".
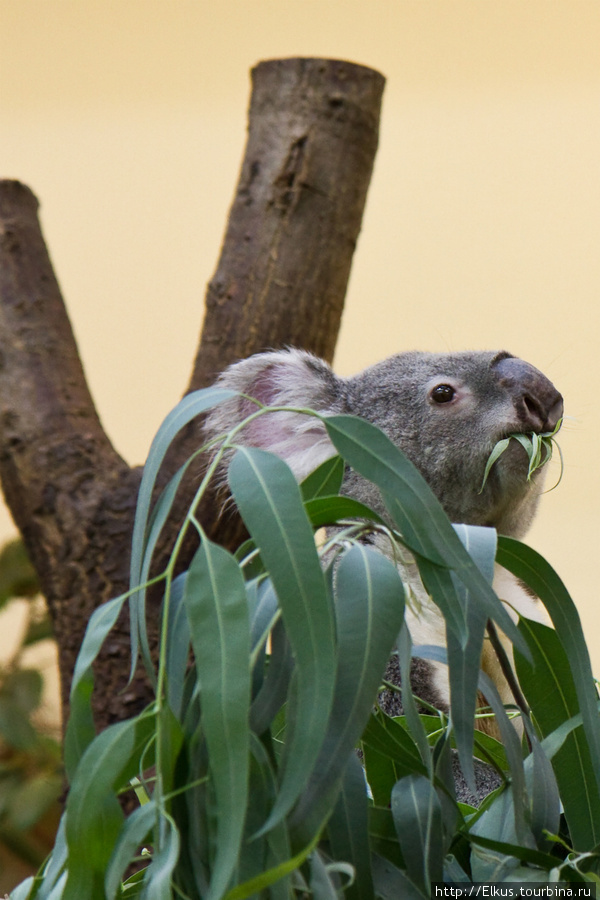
{"left": 479, "top": 419, "right": 563, "bottom": 493}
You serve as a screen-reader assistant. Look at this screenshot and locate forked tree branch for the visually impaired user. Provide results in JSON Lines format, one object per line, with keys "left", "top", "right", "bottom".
{"left": 0, "top": 58, "right": 385, "bottom": 733}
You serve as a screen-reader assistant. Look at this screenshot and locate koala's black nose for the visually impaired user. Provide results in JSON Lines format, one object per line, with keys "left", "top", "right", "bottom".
{"left": 493, "top": 355, "right": 564, "bottom": 434}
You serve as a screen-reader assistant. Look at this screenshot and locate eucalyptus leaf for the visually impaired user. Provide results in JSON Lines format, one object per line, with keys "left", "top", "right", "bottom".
{"left": 63, "top": 713, "right": 156, "bottom": 899}
{"left": 229, "top": 447, "right": 336, "bottom": 833}
{"left": 35, "top": 815, "right": 68, "bottom": 900}
{"left": 64, "top": 590, "right": 130, "bottom": 780}
{"left": 139, "top": 812, "right": 180, "bottom": 900}
{"left": 300, "top": 454, "right": 345, "bottom": 500}
{"left": 446, "top": 524, "right": 497, "bottom": 793}
{"left": 129, "top": 386, "right": 237, "bottom": 681}
{"left": 498, "top": 537, "right": 600, "bottom": 806}
{"left": 361, "top": 710, "right": 427, "bottom": 778}
{"left": 250, "top": 617, "right": 293, "bottom": 737}
{"left": 391, "top": 775, "right": 444, "bottom": 891}
{"left": 480, "top": 420, "right": 562, "bottom": 491}
{"left": 223, "top": 831, "right": 321, "bottom": 900}
{"left": 185, "top": 537, "right": 252, "bottom": 900}
{"left": 327, "top": 754, "right": 374, "bottom": 900}
{"left": 527, "top": 728, "right": 560, "bottom": 852}
{"left": 9, "top": 878, "right": 37, "bottom": 900}
{"left": 238, "top": 736, "right": 292, "bottom": 890}
{"left": 370, "top": 853, "right": 428, "bottom": 900}
{"left": 304, "top": 495, "right": 387, "bottom": 530}
{"left": 164, "top": 572, "right": 191, "bottom": 721}
{"left": 105, "top": 802, "right": 155, "bottom": 899}
{"left": 515, "top": 617, "right": 600, "bottom": 851}
{"left": 397, "top": 624, "right": 432, "bottom": 772}
{"left": 324, "top": 414, "right": 525, "bottom": 655}
{"left": 478, "top": 438, "right": 510, "bottom": 493}
{"left": 290, "top": 544, "right": 406, "bottom": 838}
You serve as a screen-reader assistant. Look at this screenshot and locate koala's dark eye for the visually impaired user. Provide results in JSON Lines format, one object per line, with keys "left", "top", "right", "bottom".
{"left": 431, "top": 384, "right": 455, "bottom": 404}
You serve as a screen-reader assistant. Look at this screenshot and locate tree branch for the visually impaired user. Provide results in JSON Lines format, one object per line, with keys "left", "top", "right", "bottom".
{"left": 190, "top": 57, "right": 385, "bottom": 388}
{"left": 0, "top": 180, "right": 145, "bottom": 726}
{"left": 0, "top": 58, "right": 385, "bottom": 732}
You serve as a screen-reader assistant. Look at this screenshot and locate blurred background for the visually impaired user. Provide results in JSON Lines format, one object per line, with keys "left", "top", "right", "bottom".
{"left": 0, "top": 2, "right": 599, "bottom": 881}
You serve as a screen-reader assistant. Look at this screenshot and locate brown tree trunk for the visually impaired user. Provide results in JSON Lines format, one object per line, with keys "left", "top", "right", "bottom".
{"left": 191, "top": 58, "right": 385, "bottom": 388}
{"left": 0, "top": 58, "right": 385, "bottom": 734}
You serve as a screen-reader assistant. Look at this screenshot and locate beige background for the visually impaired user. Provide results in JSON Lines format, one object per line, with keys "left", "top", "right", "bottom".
{"left": 1, "top": 2, "right": 599, "bottom": 678}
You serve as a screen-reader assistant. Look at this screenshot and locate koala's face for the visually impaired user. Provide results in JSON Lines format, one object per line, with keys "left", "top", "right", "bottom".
{"left": 343, "top": 350, "right": 563, "bottom": 537}
{"left": 205, "top": 348, "right": 563, "bottom": 539}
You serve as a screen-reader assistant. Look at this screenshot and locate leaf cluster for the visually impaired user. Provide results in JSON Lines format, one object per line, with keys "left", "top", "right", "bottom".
{"left": 10, "top": 393, "right": 600, "bottom": 899}
{"left": 0, "top": 541, "right": 62, "bottom": 873}
{"left": 479, "top": 420, "right": 563, "bottom": 492}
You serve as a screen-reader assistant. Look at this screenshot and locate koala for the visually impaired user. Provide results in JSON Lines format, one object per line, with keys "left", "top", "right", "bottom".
{"left": 204, "top": 347, "right": 563, "bottom": 734}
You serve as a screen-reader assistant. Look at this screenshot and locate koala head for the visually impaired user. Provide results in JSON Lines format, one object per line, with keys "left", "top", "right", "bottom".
{"left": 204, "top": 348, "right": 563, "bottom": 539}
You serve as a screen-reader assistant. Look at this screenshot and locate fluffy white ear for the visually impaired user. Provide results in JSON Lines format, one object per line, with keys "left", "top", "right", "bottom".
{"left": 204, "top": 349, "right": 342, "bottom": 482}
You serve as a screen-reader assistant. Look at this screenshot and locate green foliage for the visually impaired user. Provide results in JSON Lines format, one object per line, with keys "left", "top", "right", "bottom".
{"left": 10, "top": 392, "right": 600, "bottom": 898}
{"left": 0, "top": 541, "right": 62, "bottom": 874}
{"left": 479, "top": 419, "right": 563, "bottom": 492}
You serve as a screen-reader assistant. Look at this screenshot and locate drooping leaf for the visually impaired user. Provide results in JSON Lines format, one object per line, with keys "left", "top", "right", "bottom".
{"left": 416, "top": 645, "right": 534, "bottom": 853}
{"left": 63, "top": 712, "right": 156, "bottom": 899}
{"left": 138, "top": 812, "right": 180, "bottom": 900}
{"left": 370, "top": 852, "right": 427, "bottom": 900}
{"left": 237, "top": 736, "right": 292, "bottom": 892}
{"left": 304, "top": 495, "right": 387, "bottom": 531}
{"left": 397, "top": 624, "right": 432, "bottom": 771}
{"left": 63, "top": 590, "right": 130, "bottom": 780}
{"left": 515, "top": 617, "right": 600, "bottom": 851}
{"left": 105, "top": 802, "right": 155, "bottom": 899}
{"left": 327, "top": 753, "right": 374, "bottom": 900}
{"left": 8, "top": 877, "right": 38, "bottom": 900}
{"left": 526, "top": 727, "right": 561, "bottom": 852}
{"left": 291, "top": 545, "right": 405, "bottom": 838}
{"left": 468, "top": 833, "right": 559, "bottom": 871}
{"left": 223, "top": 831, "right": 321, "bottom": 900}
{"left": 164, "top": 572, "right": 191, "bottom": 722}
{"left": 33, "top": 814, "right": 68, "bottom": 900}
{"left": 324, "top": 414, "right": 525, "bottom": 654}
{"left": 129, "top": 387, "right": 236, "bottom": 681}
{"left": 300, "top": 454, "right": 345, "bottom": 500}
{"left": 446, "top": 524, "right": 497, "bottom": 792}
{"left": 478, "top": 438, "right": 510, "bottom": 493}
{"left": 469, "top": 669, "right": 535, "bottom": 854}
{"left": 362, "top": 710, "right": 427, "bottom": 779}
{"left": 310, "top": 849, "right": 351, "bottom": 900}
{"left": 250, "top": 617, "right": 293, "bottom": 737}
{"left": 497, "top": 537, "right": 600, "bottom": 805}
{"left": 228, "top": 447, "right": 336, "bottom": 833}
{"left": 391, "top": 774, "right": 444, "bottom": 891}
{"left": 368, "top": 807, "right": 405, "bottom": 871}
{"left": 185, "top": 537, "right": 252, "bottom": 900}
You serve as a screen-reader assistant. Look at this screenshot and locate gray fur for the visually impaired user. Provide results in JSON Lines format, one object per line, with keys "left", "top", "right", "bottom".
{"left": 204, "top": 347, "right": 563, "bottom": 801}
{"left": 205, "top": 347, "right": 562, "bottom": 539}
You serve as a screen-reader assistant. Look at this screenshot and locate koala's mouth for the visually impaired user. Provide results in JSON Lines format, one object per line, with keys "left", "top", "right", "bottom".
{"left": 480, "top": 423, "right": 562, "bottom": 494}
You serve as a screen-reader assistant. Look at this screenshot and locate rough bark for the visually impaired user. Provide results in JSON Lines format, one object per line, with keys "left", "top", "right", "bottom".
{"left": 191, "top": 58, "right": 385, "bottom": 388}
{"left": 0, "top": 181, "right": 148, "bottom": 726}
{"left": 0, "top": 58, "right": 384, "bottom": 733}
